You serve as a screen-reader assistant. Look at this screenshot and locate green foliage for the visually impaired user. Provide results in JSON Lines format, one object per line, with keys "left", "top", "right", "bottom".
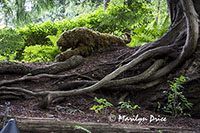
{"left": 8, "top": 1, "right": 153, "bottom": 61}
{"left": 23, "top": 45, "right": 58, "bottom": 62}
{"left": 22, "top": 30, "right": 61, "bottom": 62}
{"left": 17, "top": 0, "right": 152, "bottom": 47}
{"left": 161, "top": 76, "right": 192, "bottom": 117}
{"left": 0, "top": 1, "right": 169, "bottom": 62}
{"left": 90, "top": 97, "right": 113, "bottom": 114}
{"left": 57, "top": 0, "right": 99, "bottom": 20}
{"left": 17, "top": 21, "right": 59, "bottom": 46}
{"left": 0, "top": 28, "right": 25, "bottom": 60}
{"left": 157, "top": 101, "right": 161, "bottom": 112}
{"left": 0, "top": 0, "right": 101, "bottom": 27}
{"left": 46, "top": 30, "right": 62, "bottom": 45}
{"left": 0, "top": 0, "right": 55, "bottom": 27}
{"left": 149, "top": 0, "right": 168, "bottom": 21}
{"left": 118, "top": 101, "right": 140, "bottom": 113}
{"left": 128, "top": 14, "right": 170, "bottom": 47}
{"left": 85, "top": 1, "right": 152, "bottom": 34}
{"left": 74, "top": 125, "right": 91, "bottom": 133}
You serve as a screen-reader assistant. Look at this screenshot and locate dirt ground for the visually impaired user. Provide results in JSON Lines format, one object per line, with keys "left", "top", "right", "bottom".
{"left": 0, "top": 46, "right": 200, "bottom": 132}
{"left": 0, "top": 95, "right": 200, "bottom": 132}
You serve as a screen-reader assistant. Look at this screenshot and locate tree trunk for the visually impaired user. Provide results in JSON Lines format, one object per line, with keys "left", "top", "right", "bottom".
{"left": 4, "top": 13, "right": 8, "bottom": 27}
{"left": 103, "top": 0, "right": 110, "bottom": 11}
{"left": 156, "top": 0, "right": 161, "bottom": 22}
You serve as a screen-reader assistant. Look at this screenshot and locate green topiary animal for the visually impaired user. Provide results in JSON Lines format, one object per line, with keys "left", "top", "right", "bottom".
{"left": 55, "top": 27, "right": 131, "bottom": 62}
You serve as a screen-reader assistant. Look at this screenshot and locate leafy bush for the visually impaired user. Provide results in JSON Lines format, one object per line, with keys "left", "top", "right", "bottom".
{"left": 85, "top": 1, "right": 152, "bottom": 34}
{"left": 0, "top": 28, "right": 25, "bottom": 60}
{"left": 23, "top": 45, "right": 59, "bottom": 62}
{"left": 0, "top": 55, "right": 7, "bottom": 61}
{"left": 160, "top": 76, "right": 193, "bottom": 117}
{"left": 22, "top": 30, "right": 61, "bottom": 62}
{"left": 128, "top": 14, "right": 170, "bottom": 47}
{"left": 17, "top": 21, "right": 59, "bottom": 46}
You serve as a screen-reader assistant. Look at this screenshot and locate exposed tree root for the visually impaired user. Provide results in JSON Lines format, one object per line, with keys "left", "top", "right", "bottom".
{"left": 0, "top": 72, "right": 96, "bottom": 86}
{"left": 0, "top": 55, "right": 83, "bottom": 75}
{"left": 0, "top": 58, "right": 164, "bottom": 108}
{"left": 0, "top": 74, "right": 73, "bottom": 86}
{"left": 0, "top": 86, "right": 45, "bottom": 100}
{"left": 52, "top": 59, "right": 164, "bottom": 90}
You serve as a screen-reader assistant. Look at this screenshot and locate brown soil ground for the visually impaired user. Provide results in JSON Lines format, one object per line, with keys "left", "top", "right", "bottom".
{"left": 0, "top": 46, "right": 200, "bottom": 132}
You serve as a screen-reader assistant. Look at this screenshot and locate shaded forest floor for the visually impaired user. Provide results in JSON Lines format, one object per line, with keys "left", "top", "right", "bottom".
{"left": 0, "top": 46, "right": 200, "bottom": 132}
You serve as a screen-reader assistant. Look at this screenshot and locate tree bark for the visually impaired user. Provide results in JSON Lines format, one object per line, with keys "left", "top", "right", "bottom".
{"left": 0, "top": 55, "right": 83, "bottom": 75}
{"left": 103, "top": 0, "right": 110, "bottom": 11}
{"left": 156, "top": 0, "right": 161, "bottom": 22}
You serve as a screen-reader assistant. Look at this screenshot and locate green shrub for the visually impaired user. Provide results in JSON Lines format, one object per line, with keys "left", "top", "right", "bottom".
{"left": 160, "top": 76, "right": 193, "bottom": 117}
{"left": 23, "top": 45, "right": 59, "bottom": 62}
{"left": 0, "top": 28, "right": 25, "bottom": 60}
{"left": 17, "top": 21, "right": 59, "bottom": 46}
{"left": 85, "top": 1, "right": 152, "bottom": 34}
{"left": 22, "top": 30, "right": 61, "bottom": 62}
{"left": 128, "top": 14, "right": 170, "bottom": 47}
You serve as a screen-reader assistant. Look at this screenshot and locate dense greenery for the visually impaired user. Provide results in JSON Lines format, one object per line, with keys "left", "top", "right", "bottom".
{"left": 0, "top": 0, "right": 55, "bottom": 26}
{"left": 0, "top": 0, "right": 102, "bottom": 27}
{"left": 0, "top": 0, "right": 169, "bottom": 62}
{"left": 129, "top": 14, "right": 170, "bottom": 47}
{"left": 0, "top": 28, "right": 25, "bottom": 60}
{"left": 22, "top": 30, "right": 61, "bottom": 62}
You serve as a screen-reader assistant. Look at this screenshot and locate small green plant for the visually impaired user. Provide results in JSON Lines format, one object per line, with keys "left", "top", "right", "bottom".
{"left": 118, "top": 100, "right": 140, "bottom": 113}
{"left": 74, "top": 125, "right": 91, "bottom": 133}
{"left": 157, "top": 101, "right": 161, "bottom": 112}
{"left": 26, "top": 73, "right": 32, "bottom": 76}
{"left": 90, "top": 97, "right": 113, "bottom": 114}
{"left": 162, "top": 76, "right": 192, "bottom": 117}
